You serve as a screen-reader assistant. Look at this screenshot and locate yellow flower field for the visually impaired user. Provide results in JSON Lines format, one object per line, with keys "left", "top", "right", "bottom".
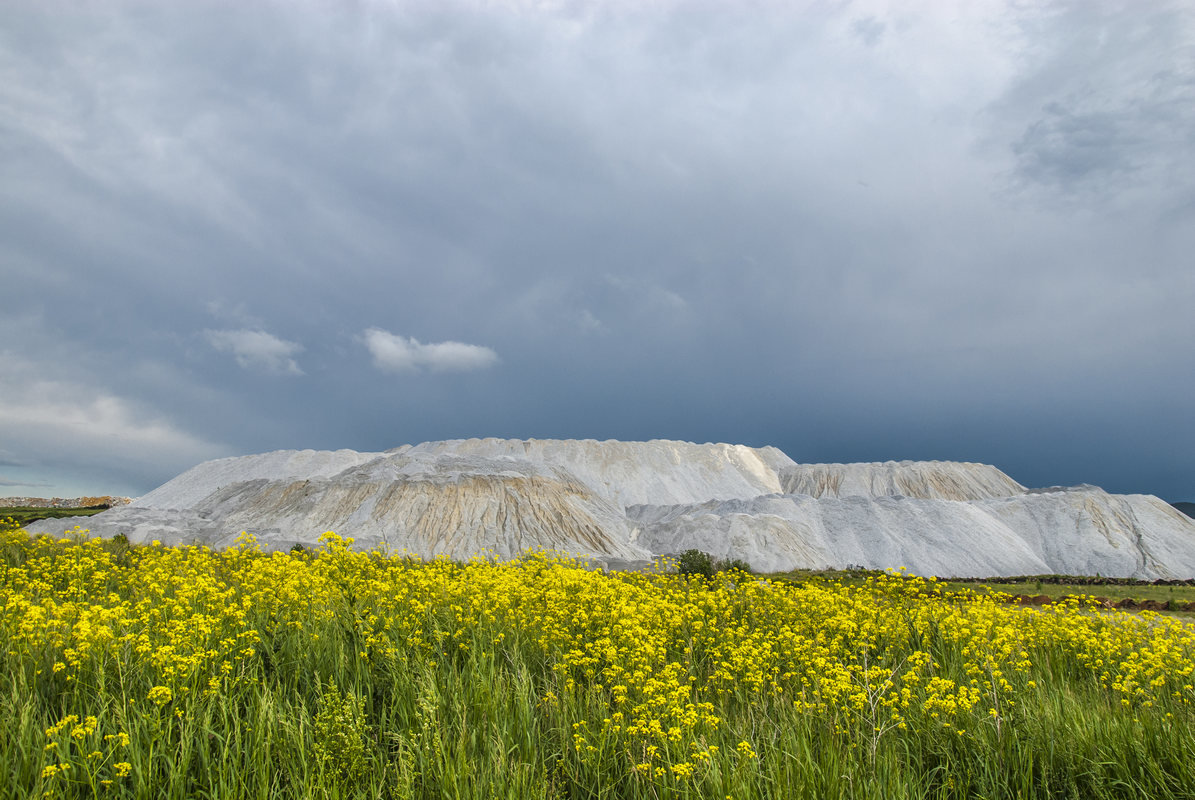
{"left": 3, "top": 520, "right": 1195, "bottom": 799}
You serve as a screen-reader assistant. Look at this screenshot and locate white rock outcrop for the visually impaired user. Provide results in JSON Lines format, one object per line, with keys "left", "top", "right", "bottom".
{"left": 29, "top": 438, "right": 1195, "bottom": 578}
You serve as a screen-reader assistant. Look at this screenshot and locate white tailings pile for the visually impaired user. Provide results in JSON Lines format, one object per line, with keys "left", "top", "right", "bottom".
{"left": 31, "top": 438, "right": 1195, "bottom": 578}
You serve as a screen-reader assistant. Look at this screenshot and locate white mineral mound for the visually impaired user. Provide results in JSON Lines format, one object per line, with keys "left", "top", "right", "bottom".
{"left": 30, "top": 438, "right": 1195, "bottom": 578}
{"left": 62, "top": 450, "right": 649, "bottom": 562}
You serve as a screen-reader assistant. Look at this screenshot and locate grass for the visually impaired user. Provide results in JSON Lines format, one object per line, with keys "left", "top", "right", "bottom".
{"left": 5, "top": 526, "right": 1195, "bottom": 799}
{"left": 0, "top": 505, "right": 108, "bottom": 527}
{"left": 773, "top": 567, "right": 1195, "bottom": 607}
{"left": 947, "top": 580, "right": 1195, "bottom": 606}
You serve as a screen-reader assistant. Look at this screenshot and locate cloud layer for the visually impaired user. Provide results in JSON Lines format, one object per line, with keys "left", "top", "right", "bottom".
{"left": 1, "top": 0, "right": 1192, "bottom": 500}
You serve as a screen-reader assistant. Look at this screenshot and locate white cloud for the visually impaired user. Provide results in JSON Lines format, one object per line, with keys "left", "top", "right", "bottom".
{"left": 361, "top": 328, "right": 499, "bottom": 373}
{"left": 0, "top": 386, "right": 226, "bottom": 467}
{"left": 205, "top": 329, "right": 304, "bottom": 375}
{"left": 0, "top": 351, "right": 230, "bottom": 490}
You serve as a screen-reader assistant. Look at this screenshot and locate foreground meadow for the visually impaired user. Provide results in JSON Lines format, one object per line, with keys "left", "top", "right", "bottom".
{"left": 3, "top": 522, "right": 1195, "bottom": 799}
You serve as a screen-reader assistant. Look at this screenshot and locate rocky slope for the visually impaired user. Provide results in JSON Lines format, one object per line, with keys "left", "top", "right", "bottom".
{"left": 29, "top": 438, "right": 1195, "bottom": 578}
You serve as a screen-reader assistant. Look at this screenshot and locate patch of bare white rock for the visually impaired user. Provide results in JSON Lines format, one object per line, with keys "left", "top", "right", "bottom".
{"left": 32, "top": 439, "right": 1195, "bottom": 578}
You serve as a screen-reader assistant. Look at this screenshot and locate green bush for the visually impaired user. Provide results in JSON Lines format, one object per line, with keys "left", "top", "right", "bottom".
{"left": 677, "top": 549, "right": 715, "bottom": 578}
{"left": 718, "top": 557, "right": 753, "bottom": 574}
{"left": 676, "top": 549, "right": 753, "bottom": 578}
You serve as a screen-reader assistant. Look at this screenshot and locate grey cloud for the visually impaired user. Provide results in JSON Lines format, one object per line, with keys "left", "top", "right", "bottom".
{"left": 1011, "top": 80, "right": 1195, "bottom": 193}
{"left": 0, "top": 476, "right": 49, "bottom": 488}
{"left": 852, "top": 17, "right": 885, "bottom": 47}
{"left": 1013, "top": 102, "right": 1142, "bottom": 187}
{"left": 993, "top": 2, "right": 1195, "bottom": 200}
{"left": 205, "top": 300, "right": 265, "bottom": 329}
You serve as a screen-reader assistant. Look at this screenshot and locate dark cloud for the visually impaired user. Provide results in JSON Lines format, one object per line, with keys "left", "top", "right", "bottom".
{"left": 0, "top": 476, "right": 50, "bottom": 488}
{"left": 0, "top": 449, "right": 25, "bottom": 468}
{"left": 1014, "top": 102, "right": 1145, "bottom": 187}
{"left": 1, "top": 0, "right": 1193, "bottom": 501}
{"left": 852, "top": 16, "right": 886, "bottom": 47}
{"left": 992, "top": 1, "right": 1195, "bottom": 201}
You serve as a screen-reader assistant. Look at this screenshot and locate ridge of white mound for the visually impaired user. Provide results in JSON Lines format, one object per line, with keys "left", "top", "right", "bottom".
{"left": 781, "top": 461, "right": 1026, "bottom": 501}
{"left": 135, "top": 449, "right": 382, "bottom": 510}
{"left": 400, "top": 438, "right": 793, "bottom": 508}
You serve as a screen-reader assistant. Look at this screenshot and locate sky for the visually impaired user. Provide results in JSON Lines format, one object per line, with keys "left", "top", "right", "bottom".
{"left": 1, "top": 0, "right": 1193, "bottom": 502}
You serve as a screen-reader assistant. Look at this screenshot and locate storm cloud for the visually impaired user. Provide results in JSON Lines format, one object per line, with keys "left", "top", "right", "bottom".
{"left": 1, "top": 0, "right": 1192, "bottom": 501}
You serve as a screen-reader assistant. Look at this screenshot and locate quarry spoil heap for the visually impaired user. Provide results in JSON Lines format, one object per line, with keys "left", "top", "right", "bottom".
{"left": 31, "top": 438, "right": 1195, "bottom": 579}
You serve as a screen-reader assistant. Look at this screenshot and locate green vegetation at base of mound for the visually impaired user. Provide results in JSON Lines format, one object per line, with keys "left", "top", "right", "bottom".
{"left": 0, "top": 506, "right": 108, "bottom": 526}
{"left": 945, "top": 581, "right": 1195, "bottom": 608}
{"left": 773, "top": 568, "right": 1195, "bottom": 610}
{"left": 940, "top": 575, "right": 1195, "bottom": 611}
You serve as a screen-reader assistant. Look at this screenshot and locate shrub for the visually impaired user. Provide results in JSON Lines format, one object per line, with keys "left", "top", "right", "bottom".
{"left": 677, "top": 549, "right": 715, "bottom": 578}
{"left": 718, "top": 557, "right": 753, "bottom": 575}
{"left": 676, "top": 549, "right": 754, "bottom": 578}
